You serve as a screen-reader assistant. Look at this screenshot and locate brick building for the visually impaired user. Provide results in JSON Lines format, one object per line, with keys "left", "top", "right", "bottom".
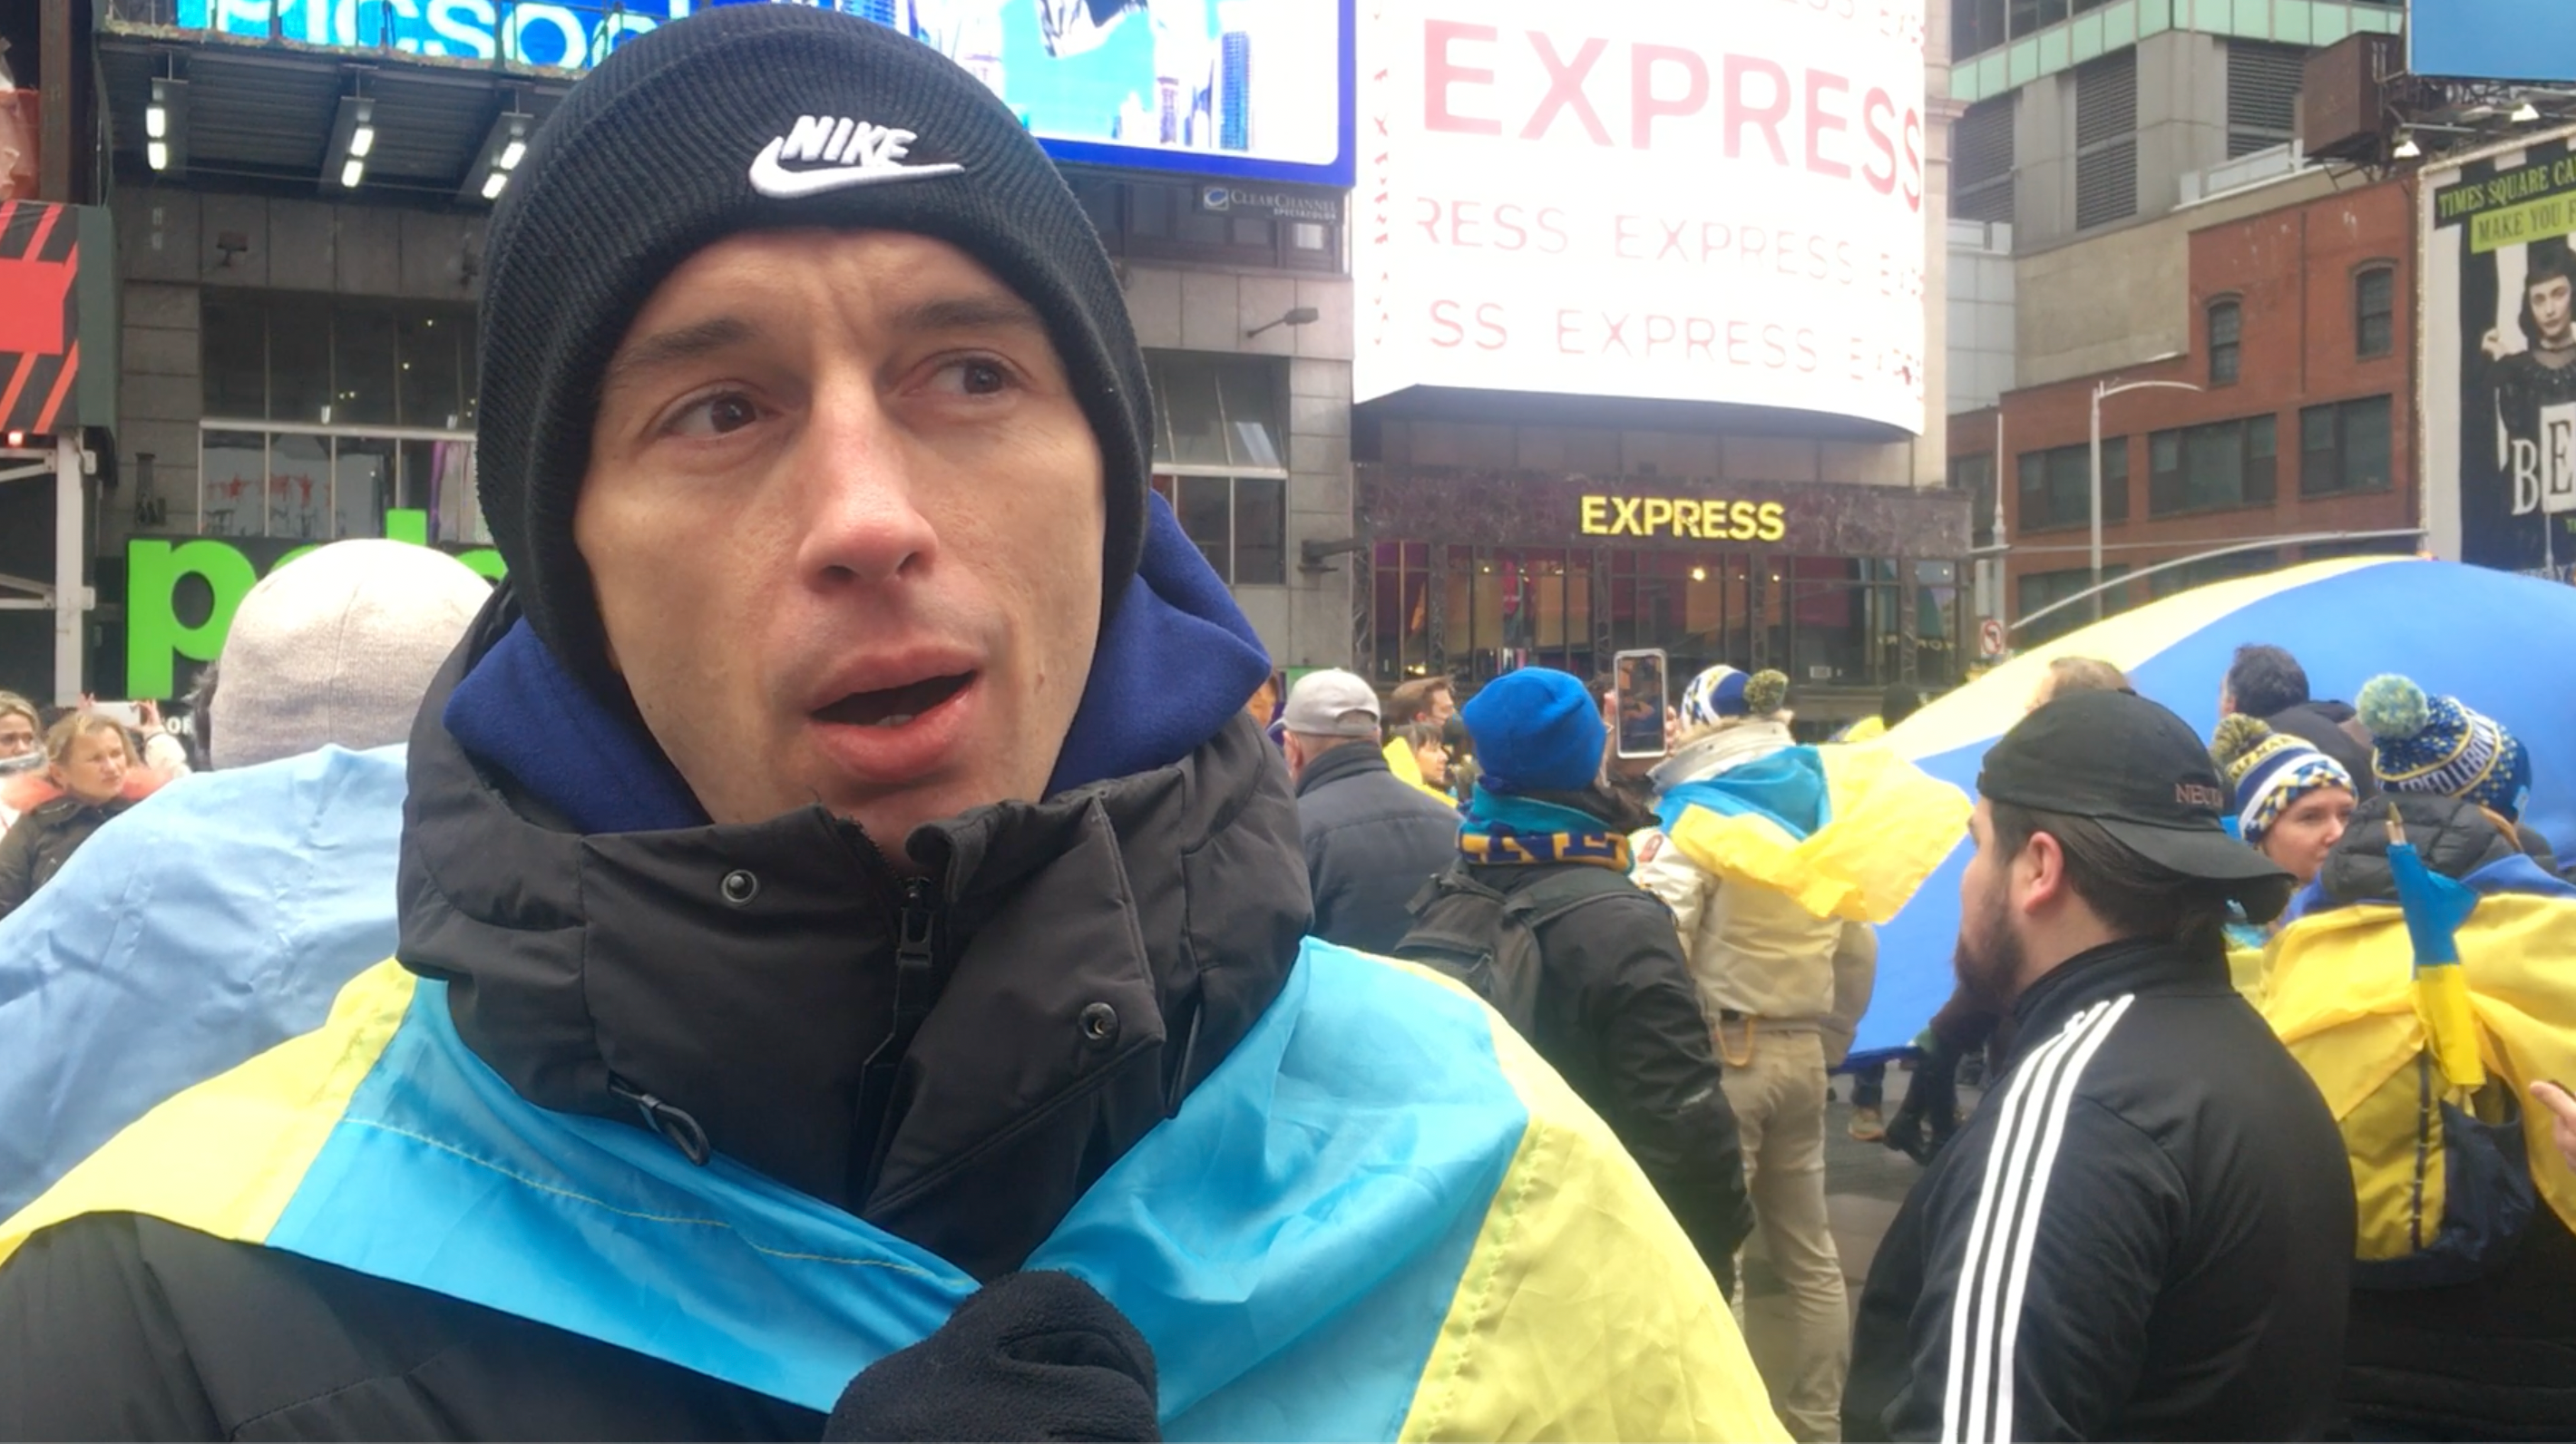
{"left": 1951, "top": 171, "right": 2420, "bottom": 643}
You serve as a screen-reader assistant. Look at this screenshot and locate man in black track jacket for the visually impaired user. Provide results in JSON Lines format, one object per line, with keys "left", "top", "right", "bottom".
{"left": 1846, "top": 689, "right": 2354, "bottom": 1442}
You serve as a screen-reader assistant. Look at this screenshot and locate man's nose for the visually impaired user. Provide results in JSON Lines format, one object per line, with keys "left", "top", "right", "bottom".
{"left": 791, "top": 388, "right": 942, "bottom": 589}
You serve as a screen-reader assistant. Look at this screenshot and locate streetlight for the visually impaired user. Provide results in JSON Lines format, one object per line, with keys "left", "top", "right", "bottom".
{"left": 2090, "top": 378, "right": 2202, "bottom": 620}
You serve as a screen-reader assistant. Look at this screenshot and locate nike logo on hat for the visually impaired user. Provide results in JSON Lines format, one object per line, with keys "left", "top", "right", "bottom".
{"left": 749, "top": 113, "right": 964, "bottom": 198}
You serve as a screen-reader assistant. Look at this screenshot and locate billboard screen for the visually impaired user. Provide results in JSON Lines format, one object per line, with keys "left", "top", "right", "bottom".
{"left": 2423, "top": 132, "right": 2576, "bottom": 581}
{"left": 2411, "top": 0, "right": 2576, "bottom": 84}
{"left": 1353, "top": 0, "right": 1928, "bottom": 432}
{"left": 163, "top": 0, "right": 1353, "bottom": 186}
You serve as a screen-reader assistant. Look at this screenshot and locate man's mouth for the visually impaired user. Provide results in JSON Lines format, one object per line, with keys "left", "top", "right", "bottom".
{"left": 814, "top": 672, "right": 974, "bottom": 729}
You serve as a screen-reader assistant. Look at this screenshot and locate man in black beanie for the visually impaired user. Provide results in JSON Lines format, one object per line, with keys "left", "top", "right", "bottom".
{"left": 0, "top": 8, "right": 1783, "bottom": 1440}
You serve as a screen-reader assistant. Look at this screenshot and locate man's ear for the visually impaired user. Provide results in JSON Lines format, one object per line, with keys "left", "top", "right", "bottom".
{"left": 2015, "top": 828, "right": 2072, "bottom": 917}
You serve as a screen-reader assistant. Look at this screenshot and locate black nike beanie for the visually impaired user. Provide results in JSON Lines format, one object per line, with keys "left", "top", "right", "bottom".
{"left": 474, "top": 4, "right": 1151, "bottom": 702}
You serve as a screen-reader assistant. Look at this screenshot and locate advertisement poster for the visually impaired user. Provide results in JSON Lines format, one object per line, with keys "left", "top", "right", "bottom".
{"left": 2423, "top": 131, "right": 2576, "bottom": 580}
{"left": 1353, "top": 0, "right": 1928, "bottom": 432}
{"left": 166, "top": 0, "right": 1351, "bottom": 185}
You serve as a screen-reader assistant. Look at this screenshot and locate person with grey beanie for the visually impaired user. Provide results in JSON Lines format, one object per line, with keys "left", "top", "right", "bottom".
{"left": 200, "top": 540, "right": 492, "bottom": 770}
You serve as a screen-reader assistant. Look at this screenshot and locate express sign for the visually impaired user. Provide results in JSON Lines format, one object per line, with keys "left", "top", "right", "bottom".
{"left": 1355, "top": 0, "right": 1929, "bottom": 433}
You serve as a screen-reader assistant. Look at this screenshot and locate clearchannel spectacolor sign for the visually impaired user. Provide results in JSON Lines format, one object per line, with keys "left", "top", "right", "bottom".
{"left": 166, "top": 0, "right": 1353, "bottom": 187}
{"left": 1355, "top": 0, "right": 1929, "bottom": 434}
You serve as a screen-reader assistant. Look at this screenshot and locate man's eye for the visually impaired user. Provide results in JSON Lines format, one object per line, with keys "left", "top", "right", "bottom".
{"left": 666, "top": 393, "right": 762, "bottom": 438}
{"left": 930, "top": 357, "right": 1014, "bottom": 397}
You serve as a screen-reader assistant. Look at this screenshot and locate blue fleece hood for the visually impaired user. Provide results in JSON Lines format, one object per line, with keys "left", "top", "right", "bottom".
{"left": 444, "top": 493, "right": 1272, "bottom": 837}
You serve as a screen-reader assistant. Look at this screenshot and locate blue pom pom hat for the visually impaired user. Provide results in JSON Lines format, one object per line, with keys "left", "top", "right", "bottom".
{"left": 2356, "top": 674, "right": 2533, "bottom": 823}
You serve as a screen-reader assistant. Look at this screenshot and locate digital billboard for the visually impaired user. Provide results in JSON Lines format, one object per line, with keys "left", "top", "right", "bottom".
{"left": 162, "top": 0, "right": 1353, "bottom": 186}
{"left": 2422, "top": 128, "right": 2576, "bottom": 581}
{"left": 2411, "top": 0, "right": 2576, "bottom": 84}
{"left": 1353, "top": 0, "right": 1928, "bottom": 433}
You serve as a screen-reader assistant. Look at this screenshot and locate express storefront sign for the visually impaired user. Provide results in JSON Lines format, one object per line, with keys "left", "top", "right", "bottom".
{"left": 1579, "top": 493, "right": 1787, "bottom": 542}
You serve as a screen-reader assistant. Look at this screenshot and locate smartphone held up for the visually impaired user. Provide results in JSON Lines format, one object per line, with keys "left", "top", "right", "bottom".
{"left": 1612, "top": 649, "right": 1668, "bottom": 760}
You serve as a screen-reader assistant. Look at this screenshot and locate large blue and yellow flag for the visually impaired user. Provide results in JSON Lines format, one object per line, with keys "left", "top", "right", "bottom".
{"left": 0, "top": 748, "right": 1783, "bottom": 1440}
{"left": 1857, "top": 559, "right": 2576, "bottom": 1054}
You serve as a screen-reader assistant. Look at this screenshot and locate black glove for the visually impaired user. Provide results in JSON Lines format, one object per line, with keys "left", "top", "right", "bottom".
{"left": 824, "top": 1271, "right": 1161, "bottom": 1443}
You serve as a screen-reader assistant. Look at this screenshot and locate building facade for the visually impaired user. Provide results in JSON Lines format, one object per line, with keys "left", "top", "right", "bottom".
{"left": 60, "top": 0, "right": 1361, "bottom": 702}
{"left": 1346, "top": 1, "right": 1968, "bottom": 727}
{"left": 1952, "top": 171, "right": 2417, "bottom": 644}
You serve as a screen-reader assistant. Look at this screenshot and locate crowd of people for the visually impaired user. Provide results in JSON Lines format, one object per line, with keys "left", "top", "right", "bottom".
{"left": 1262, "top": 636, "right": 2576, "bottom": 1443}
{"left": 0, "top": 6, "right": 2571, "bottom": 1439}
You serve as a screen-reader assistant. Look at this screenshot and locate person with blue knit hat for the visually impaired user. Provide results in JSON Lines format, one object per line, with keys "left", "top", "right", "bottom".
{"left": 2211, "top": 715, "right": 2358, "bottom": 891}
{"left": 1442, "top": 667, "right": 1755, "bottom": 1310}
{"left": 2358, "top": 674, "right": 2535, "bottom": 825}
{"left": 0, "top": 8, "right": 1784, "bottom": 1438}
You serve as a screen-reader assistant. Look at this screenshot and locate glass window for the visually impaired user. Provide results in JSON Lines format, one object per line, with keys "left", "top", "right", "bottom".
{"left": 268, "top": 294, "right": 333, "bottom": 424}
{"left": 1950, "top": 453, "right": 1996, "bottom": 548}
{"left": 201, "top": 293, "right": 266, "bottom": 420}
{"left": 267, "top": 433, "right": 332, "bottom": 541}
{"left": 333, "top": 436, "right": 396, "bottom": 539}
{"left": 2017, "top": 563, "right": 2131, "bottom": 644}
{"left": 1148, "top": 354, "right": 1285, "bottom": 471}
{"left": 332, "top": 303, "right": 399, "bottom": 427}
{"left": 2209, "top": 300, "right": 2241, "bottom": 385}
{"left": 2299, "top": 395, "right": 2395, "bottom": 497}
{"left": 1371, "top": 541, "right": 1434, "bottom": 685}
{"left": 201, "top": 431, "right": 266, "bottom": 537}
{"left": 1234, "top": 475, "right": 1284, "bottom": 584}
{"left": 200, "top": 291, "right": 480, "bottom": 426}
{"left": 2148, "top": 415, "right": 2278, "bottom": 514}
{"left": 1915, "top": 560, "right": 1962, "bottom": 687}
{"left": 2016, "top": 439, "right": 2125, "bottom": 529}
{"left": 398, "top": 310, "right": 464, "bottom": 430}
{"left": 2356, "top": 268, "right": 2395, "bottom": 359}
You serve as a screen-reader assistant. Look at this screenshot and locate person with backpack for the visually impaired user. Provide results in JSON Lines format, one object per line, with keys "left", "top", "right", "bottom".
{"left": 1400, "top": 666, "right": 1753, "bottom": 1296}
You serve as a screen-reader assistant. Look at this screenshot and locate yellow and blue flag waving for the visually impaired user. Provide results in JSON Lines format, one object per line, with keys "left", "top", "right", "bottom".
{"left": 1859, "top": 559, "right": 2576, "bottom": 1053}
{"left": 1656, "top": 743, "right": 1966, "bottom": 926}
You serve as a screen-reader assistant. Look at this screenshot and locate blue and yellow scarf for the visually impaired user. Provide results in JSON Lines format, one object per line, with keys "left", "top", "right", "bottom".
{"left": 1459, "top": 787, "right": 1631, "bottom": 870}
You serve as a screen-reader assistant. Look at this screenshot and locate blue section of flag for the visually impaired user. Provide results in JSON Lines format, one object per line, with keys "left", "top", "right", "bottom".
{"left": 0, "top": 745, "right": 408, "bottom": 1219}
{"left": 2388, "top": 839, "right": 2483, "bottom": 969}
{"left": 266, "top": 942, "right": 1521, "bottom": 1433}
{"left": 1863, "top": 561, "right": 2576, "bottom": 1054}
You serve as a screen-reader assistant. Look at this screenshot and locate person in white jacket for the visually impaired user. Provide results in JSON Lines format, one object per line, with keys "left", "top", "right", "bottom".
{"left": 1634, "top": 665, "right": 1875, "bottom": 1444}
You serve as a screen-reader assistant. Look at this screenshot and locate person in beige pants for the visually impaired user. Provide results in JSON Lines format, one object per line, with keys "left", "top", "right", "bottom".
{"left": 1634, "top": 666, "right": 1875, "bottom": 1443}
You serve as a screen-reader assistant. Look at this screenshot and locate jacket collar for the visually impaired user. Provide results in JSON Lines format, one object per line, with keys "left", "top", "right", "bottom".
{"left": 2008, "top": 934, "right": 2226, "bottom": 1048}
{"left": 1294, "top": 738, "right": 1393, "bottom": 797}
{"left": 1652, "top": 720, "right": 1796, "bottom": 792}
{"left": 395, "top": 502, "right": 1306, "bottom": 1280}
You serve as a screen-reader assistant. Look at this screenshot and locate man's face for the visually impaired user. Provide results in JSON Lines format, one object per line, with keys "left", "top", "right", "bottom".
{"left": 1428, "top": 686, "right": 1456, "bottom": 725}
{"left": 576, "top": 229, "right": 1106, "bottom": 843}
{"left": 1954, "top": 798, "right": 2029, "bottom": 1009}
{"left": 2533, "top": 274, "right": 2575, "bottom": 344}
{"left": 0, "top": 711, "right": 34, "bottom": 760}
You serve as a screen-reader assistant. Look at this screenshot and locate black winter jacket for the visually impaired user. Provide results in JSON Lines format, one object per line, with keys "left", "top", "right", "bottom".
{"left": 1291, "top": 741, "right": 1460, "bottom": 955}
{"left": 2317, "top": 795, "right": 2576, "bottom": 1439}
{"left": 0, "top": 791, "right": 134, "bottom": 920}
{"left": 1845, "top": 935, "right": 2354, "bottom": 1442}
{"left": 0, "top": 598, "right": 1313, "bottom": 1439}
{"left": 1463, "top": 856, "right": 1753, "bottom": 1294}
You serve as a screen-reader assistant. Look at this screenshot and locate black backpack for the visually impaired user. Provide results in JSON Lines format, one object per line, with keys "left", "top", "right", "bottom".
{"left": 1392, "top": 861, "right": 1635, "bottom": 1036}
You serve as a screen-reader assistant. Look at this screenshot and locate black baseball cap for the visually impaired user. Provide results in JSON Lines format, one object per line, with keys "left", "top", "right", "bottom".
{"left": 1978, "top": 689, "right": 2291, "bottom": 901}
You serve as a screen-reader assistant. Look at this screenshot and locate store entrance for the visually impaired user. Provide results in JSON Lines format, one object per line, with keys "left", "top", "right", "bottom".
{"left": 1373, "top": 541, "right": 1951, "bottom": 698}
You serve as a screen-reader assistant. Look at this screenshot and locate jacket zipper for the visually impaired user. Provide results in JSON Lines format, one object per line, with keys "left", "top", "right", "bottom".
{"left": 854, "top": 875, "right": 943, "bottom": 1193}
